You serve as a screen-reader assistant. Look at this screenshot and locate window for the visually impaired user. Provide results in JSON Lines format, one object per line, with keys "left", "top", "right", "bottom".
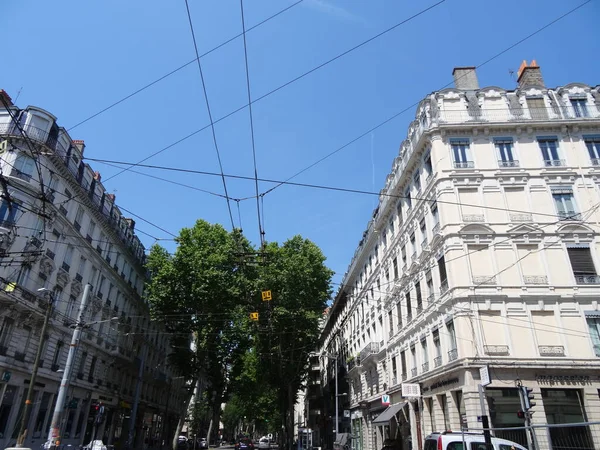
{"left": 438, "top": 255, "right": 448, "bottom": 287}
{"left": 413, "top": 170, "right": 421, "bottom": 193}
{"left": 0, "top": 317, "right": 14, "bottom": 351}
{"left": 52, "top": 340, "right": 64, "bottom": 369}
{"left": 410, "top": 345, "right": 417, "bottom": 373}
{"left": 89, "top": 356, "right": 97, "bottom": 380}
{"left": 393, "top": 257, "right": 398, "bottom": 280}
{"left": 571, "top": 98, "right": 589, "bottom": 118}
{"left": 77, "top": 256, "right": 86, "bottom": 277}
{"left": 586, "top": 314, "right": 600, "bottom": 356}
{"left": 538, "top": 136, "right": 563, "bottom": 166}
{"left": 400, "top": 350, "right": 407, "bottom": 377}
{"left": 16, "top": 264, "right": 31, "bottom": 287}
{"left": 424, "top": 154, "right": 433, "bottom": 177}
{"left": 447, "top": 320, "right": 457, "bottom": 353}
{"left": 426, "top": 274, "right": 434, "bottom": 300}
{"left": 90, "top": 266, "right": 98, "bottom": 288}
{"left": 63, "top": 245, "right": 74, "bottom": 270}
{"left": 88, "top": 220, "right": 96, "bottom": 237}
{"left": 396, "top": 301, "right": 402, "bottom": 328}
{"left": 419, "top": 218, "right": 426, "bottom": 238}
{"left": 526, "top": 97, "right": 548, "bottom": 120}
{"left": 389, "top": 217, "right": 395, "bottom": 236}
{"left": 34, "top": 392, "right": 52, "bottom": 434}
{"left": 410, "top": 234, "right": 416, "bottom": 256}
{"left": 450, "top": 139, "right": 472, "bottom": 168}
{"left": 0, "top": 199, "right": 19, "bottom": 227}
{"left": 494, "top": 137, "right": 517, "bottom": 167}
{"left": 433, "top": 329, "right": 441, "bottom": 363}
{"left": 66, "top": 295, "right": 76, "bottom": 318}
{"left": 401, "top": 246, "right": 407, "bottom": 267}
{"left": 584, "top": 135, "right": 600, "bottom": 165}
{"left": 405, "top": 186, "right": 412, "bottom": 209}
{"left": 406, "top": 292, "right": 412, "bottom": 322}
{"left": 74, "top": 206, "right": 84, "bottom": 227}
{"left": 12, "top": 153, "right": 35, "bottom": 181}
{"left": 415, "top": 282, "right": 422, "bottom": 312}
{"left": 567, "top": 247, "right": 598, "bottom": 284}
{"left": 552, "top": 187, "right": 578, "bottom": 220}
{"left": 77, "top": 351, "right": 88, "bottom": 376}
{"left": 388, "top": 311, "right": 394, "bottom": 337}
{"left": 421, "top": 338, "right": 429, "bottom": 370}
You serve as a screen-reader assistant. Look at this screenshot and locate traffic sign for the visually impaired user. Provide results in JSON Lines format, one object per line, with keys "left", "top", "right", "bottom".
{"left": 479, "top": 366, "right": 491, "bottom": 387}
{"left": 250, "top": 312, "right": 259, "bottom": 321}
{"left": 401, "top": 383, "right": 421, "bottom": 397}
{"left": 262, "top": 290, "right": 272, "bottom": 301}
{"left": 381, "top": 394, "right": 390, "bottom": 406}
{"left": 5, "top": 282, "right": 16, "bottom": 292}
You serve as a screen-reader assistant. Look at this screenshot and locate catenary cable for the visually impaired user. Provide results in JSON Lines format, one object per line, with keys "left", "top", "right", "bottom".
{"left": 97, "top": 1, "right": 447, "bottom": 182}
{"left": 67, "top": 0, "right": 306, "bottom": 132}
{"left": 183, "top": 0, "right": 235, "bottom": 229}
{"left": 240, "top": 0, "right": 265, "bottom": 247}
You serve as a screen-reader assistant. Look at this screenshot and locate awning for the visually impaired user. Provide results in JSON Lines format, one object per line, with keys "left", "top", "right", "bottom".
{"left": 372, "top": 402, "right": 406, "bottom": 426}
{"left": 333, "top": 433, "right": 350, "bottom": 450}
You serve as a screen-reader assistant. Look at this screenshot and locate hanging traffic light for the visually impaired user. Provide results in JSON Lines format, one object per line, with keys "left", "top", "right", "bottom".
{"left": 516, "top": 410, "right": 525, "bottom": 419}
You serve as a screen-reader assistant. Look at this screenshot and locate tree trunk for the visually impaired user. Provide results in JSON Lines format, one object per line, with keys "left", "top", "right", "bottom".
{"left": 287, "top": 384, "right": 295, "bottom": 450}
{"left": 173, "top": 379, "right": 200, "bottom": 450}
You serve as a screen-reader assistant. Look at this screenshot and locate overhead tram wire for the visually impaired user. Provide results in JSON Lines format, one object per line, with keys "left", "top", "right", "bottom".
{"left": 83, "top": 157, "right": 591, "bottom": 222}
{"left": 97, "top": 1, "right": 447, "bottom": 182}
{"left": 67, "top": 0, "right": 307, "bottom": 132}
{"left": 184, "top": 0, "right": 235, "bottom": 230}
{"left": 0, "top": 152, "right": 178, "bottom": 241}
{"left": 260, "top": 0, "right": 593, "bottom": 196}
{"left": 240, "top": 0, "right": 265, "bottom": 248}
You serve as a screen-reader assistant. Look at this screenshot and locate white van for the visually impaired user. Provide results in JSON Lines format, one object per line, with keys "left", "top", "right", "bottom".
{"left": 422, "top": 432, "right": 527, "bottom": 450}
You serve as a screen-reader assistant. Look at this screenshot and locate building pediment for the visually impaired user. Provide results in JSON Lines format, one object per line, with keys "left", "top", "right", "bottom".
{"left": 507, "top": 223, "right": 544, "bottom": 244}
{"left": 557, "top": 83, "right": 590, "bottom": 97}
{"left": 459, "top": 224, "right": 495, "bottom": 245}
{"left": 557, "top": 223, "right": 594, "bottom": 243}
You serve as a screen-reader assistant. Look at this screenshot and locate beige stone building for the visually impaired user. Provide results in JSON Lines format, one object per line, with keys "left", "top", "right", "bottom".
{"left": 318, "top": 62, "right": 600, "bottom": 450}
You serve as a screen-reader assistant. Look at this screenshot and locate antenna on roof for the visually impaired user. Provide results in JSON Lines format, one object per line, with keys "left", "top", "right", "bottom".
{"left": 509, "top": 69, "right": 516, "bottom": 84}
{"left": 14, "top": 87, "right": 23, "bottom": 103}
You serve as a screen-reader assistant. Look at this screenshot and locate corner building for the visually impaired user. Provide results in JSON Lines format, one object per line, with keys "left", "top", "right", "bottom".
{"left": 318, "top": 62, "right": 600, "bottom": 450}
{"left": 0, "top": 92, "right": 187, "bottom": 450}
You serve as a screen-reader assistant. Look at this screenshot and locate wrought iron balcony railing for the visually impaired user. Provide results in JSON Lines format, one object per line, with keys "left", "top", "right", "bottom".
{"left": 575, "top": 275, "right": 600, "bottom": 284}
{"left": 484, "top": 345, "right": 510, "bottom": 356}
{"left": 434, "top": 356, "right": 442, "bottom": 368}
{"left": 448, "top": 348, "right": 458, "bottom": 361}
{"left": 498, "top": 160, "right": 520, "bottom": 168}
{"left": 453, "top": 161, "right": 475, "bottom": 169}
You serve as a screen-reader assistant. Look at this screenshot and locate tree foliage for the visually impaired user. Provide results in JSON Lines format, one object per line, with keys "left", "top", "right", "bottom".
{"left": 146, "top": 221, "right": 333, "bottom": 449}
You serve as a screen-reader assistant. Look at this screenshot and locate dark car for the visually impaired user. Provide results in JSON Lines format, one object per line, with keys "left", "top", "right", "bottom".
{"left": 235, "top": 438, "right": 254, "bottom": 450}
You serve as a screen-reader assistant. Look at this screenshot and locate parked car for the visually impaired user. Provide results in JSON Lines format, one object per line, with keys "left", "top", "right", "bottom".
{"left": 199, "top": 438, "right": 209, "bottom": 449}
{"left": 423, "top": 432, "right": 527, "bottom": 450}
{"left": 235, "top": 438, "right": 255, "bottom": 450}
{"left": 177, "top": 436, "right": 189, "bottom": 450}
{"left": 258, "top": 437, "right": 270, "bottom": 449}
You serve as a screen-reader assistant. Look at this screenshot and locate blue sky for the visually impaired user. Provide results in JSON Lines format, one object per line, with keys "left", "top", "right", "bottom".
{"left": 2, "top": 0, "right": 599, "bottom": 286}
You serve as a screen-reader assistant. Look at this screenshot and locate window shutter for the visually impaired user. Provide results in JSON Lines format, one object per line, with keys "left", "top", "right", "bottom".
{"left": 567, "top": 247, "right": 596, "bottom": 274}
{"left": 438, "top": 256, "right": 448, "bottom": 282}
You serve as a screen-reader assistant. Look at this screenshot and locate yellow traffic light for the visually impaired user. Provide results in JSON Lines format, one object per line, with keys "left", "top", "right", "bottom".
{"left": 261, "top": 290, "right": 272, "bottom": 301}
{"left": 250, "top": 312, "right": 259, "bottom": 321}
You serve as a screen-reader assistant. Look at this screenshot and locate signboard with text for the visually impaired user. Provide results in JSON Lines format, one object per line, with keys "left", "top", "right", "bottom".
{"left": 402, "top": 383, "right": 421, "bottom": 397}
{"left": 381, "top": 394, "right": 390, "bottom": 406}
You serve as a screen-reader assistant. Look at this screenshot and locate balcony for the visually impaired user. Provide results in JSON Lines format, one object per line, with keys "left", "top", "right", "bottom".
{"left": 484, "top": 345, "right": 509, "bottom": 356}
{"left": 498, "top": 160, "right": 520, "bottom": 168}
{"left": 421, "top": 362, "right": 429, "bottom": 373}
{"left": 523, "top": 275, "right": 548, "bottom": 285}
{"left": 463, "top": 214, "right": 484, "bottom": 222}
{"left": 448, "top": 348, "right": 458, "bottom": 361}
{"left": 427, "top": 293, "right": 435, "bottom": 304}
{"left": 45, "top": 248, "right": 55, "bottom": 260}
{"left": 421, "top": 239, "right": 429, "bottom": 251}
{"left": 539, "top": 345, "right": 565, "bottom": 356}
{"left": 434, "top": 355, "right": 442, "bottom": 368}
{"left": 575, "top": 275, "right": 600, "bottom": 284}
{"left": 453, "top": 161, "right": 474, "bottom": 169}
{"left": 411, "top": 251, "right": 417, "bottom": 262}
{"left": 402, "top": 372, "right": 407, "bottom": 381}
{"left": 14, "top": 351, "right": 26, "bottom": 362}
{"left": 61, "top": 262, "right": 70, "bottom": 272}
{"left": 29, "top": 236, "right": 42, "bottom": 248}
{"left": 544, "top": 159, "right": 566, "bottom": 167}
{"left": 510, "top": 213, "right": 532, "bottom": 222}
{"left": 411, "top": 367, "right": 417, "bottom": 377}
{"left": 432, "top": 222, "right": 441, "bottom": 235}
{"left": 359, "top": 342, "right": 380, "bottom": 364}
{"left": 472, "top": 275, "right": 496, "bottom": 285}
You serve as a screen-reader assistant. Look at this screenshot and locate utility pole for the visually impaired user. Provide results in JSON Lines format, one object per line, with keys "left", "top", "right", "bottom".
{"left": 128, "top": 342, "right": 148, "bottom": 449}
{"left": 14, "top": 289, "right": 55, "bottom": 447}
{"left": 46, "top": 284, "right": 92, "bottom": 450}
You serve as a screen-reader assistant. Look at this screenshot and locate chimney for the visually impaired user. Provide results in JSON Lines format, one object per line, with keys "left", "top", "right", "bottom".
{"left": 452, "top": 67, "right": 479, "bottom": 90}
{"left": 125, "top": 218, "right": 136, "bottom": 230}
{"left": 93, "top": 171, "right": 102, "bottom": 182}
{"left": 107, "top": 193, "right": 115, "bottom": 202}
{"left": 72, "top": 139, "right": 86, "bottom": 155}
{"left": 0, "top": 90, "right": 13, "bottom": 107}
{"left": 517, "top": 60, "right": 544, "bottom": 88}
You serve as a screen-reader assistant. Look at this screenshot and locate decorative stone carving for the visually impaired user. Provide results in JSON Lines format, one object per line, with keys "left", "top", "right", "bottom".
{"left": 56, "top": 270, "right": 70, "bottom": 288}
{"left": 71, "top": 279, "right": 82, "bottom": 298}
{"left": 39, "top": 256, "right": 55, "bottom": 277}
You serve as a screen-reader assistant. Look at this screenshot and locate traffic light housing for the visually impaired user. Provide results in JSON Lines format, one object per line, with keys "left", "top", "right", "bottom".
{"left": 517, "top": 410, "right": 525, "bottom": 419}
{"left": 521, "top": 386, "right": 536, "bottom": 411}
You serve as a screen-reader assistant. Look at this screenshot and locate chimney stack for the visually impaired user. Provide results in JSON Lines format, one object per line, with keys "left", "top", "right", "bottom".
{"left": 452, "top": 67, "right": 479, "bottom": 90}
{"left": 517, "top": 60, "right": 544, "bottom": 88}
{"left": 0, "top": 90, "right": 13, "bottom": 107}
{"left": 93, "top": 171, "right": 102, "bottom": 182}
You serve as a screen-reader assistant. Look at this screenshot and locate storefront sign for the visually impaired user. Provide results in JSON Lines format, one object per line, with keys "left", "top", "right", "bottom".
{"left": 536, "top": 375, "right": 593, "bottom": 385}
{"left": 422, "top": 377, "right": 460, "bottom": 393}
{"left": 381, "top": 394, "right": 390, "bottom": 406}
{"left": 401, "top": 383, "right": 420, "bottom": 397}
